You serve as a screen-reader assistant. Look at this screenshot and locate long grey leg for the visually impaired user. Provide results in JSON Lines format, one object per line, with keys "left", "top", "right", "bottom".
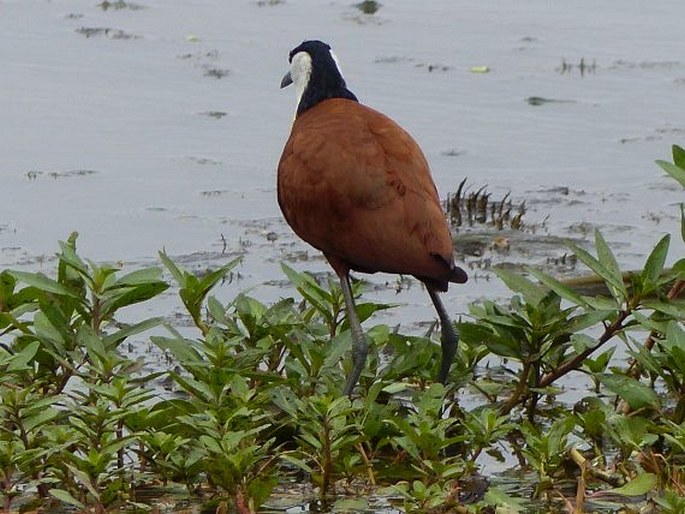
{"left": 427, "top": 287, "right": 458, "bottom": 384}
{"left": 340, "top": 274, "right": 369, "bottom": 396}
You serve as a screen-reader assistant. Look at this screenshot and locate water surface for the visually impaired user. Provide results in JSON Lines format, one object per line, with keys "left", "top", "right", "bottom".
{"left": 1, "top": 0, "right": 683, "bottom": 338}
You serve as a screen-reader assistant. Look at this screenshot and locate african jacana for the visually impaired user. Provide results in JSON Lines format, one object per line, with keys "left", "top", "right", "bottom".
{"left": 278, "top": 40, "right": 467, "bottom": 395}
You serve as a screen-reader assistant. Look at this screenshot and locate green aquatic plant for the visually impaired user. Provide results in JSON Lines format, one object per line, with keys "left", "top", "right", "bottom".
{"left": 0, "top": 146, "right": 683, "bottom": 512}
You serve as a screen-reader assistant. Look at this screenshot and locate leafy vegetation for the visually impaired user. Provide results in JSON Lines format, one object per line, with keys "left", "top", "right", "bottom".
{"left": 0, "top": 146, "right": 684, "bottom": 513}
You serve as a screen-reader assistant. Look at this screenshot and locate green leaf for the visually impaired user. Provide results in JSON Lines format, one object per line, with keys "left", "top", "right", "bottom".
{"left": 281, "top": 263, "right": 334, "bottom": 321}
{"left": 6, "top": 340, "right": 40, "bottom": 371}
{"left": 608, "top": 473, "right": 657, "bottom": 496}
{"left": 593, "top": 230, "right": 628, "bottom": 302}
{"left": 527, "top": 268, "right": 587, "bottom": 307}
{"left": 643, "top": 300, "right": 685, "bottom": 319}
{"left": 102, "top": 282, "right": 169, "bottom": 315}
{"left": 197, "top": 257, "right": 241, "bottom": 295}
{"left": 280, "top": 453, "right": 313, "bottom": 473}
{"left": 483, "top": 486, "right": 527, "bottom": 511}
{"left": 632, "top": 311, "right": 668, "bottom": 333}
{"left": 49, "top": 489, "right": 85, "bottom": 510}
{"left": 207, "top": 296, "right": 226, "bottom": 322}
{"left": 199, "top": 435, "right": 223, "bottom": 454}
{"left": 103, "top": 317, "right": 163, "bottom": 349}
{"left": 584, "top": 347, "right": 615, "bottom": 373}
{"left": 58, "top": 238, "right": 90, "bottom": 277}
{"left": 657, "top": 159, "right": 685, "bottom": 188}
{"left": 112, "top": 267, "right": 165, "bottom": 285}
{"left": 673, "top": 144, "right": 685, "bottom": 169}
{"left": 600, "top": 374, "right": 660, "bottom": 410}
{"left": 65, "top": 464, "right": 100, "bottom": 499}
{"left": 457, "top": 322, "right": 521, "bottom": 358}
{"left": 151, "top": 335, "right": 202, "bottom": 364}
{"left": 570, "top": 333, "right": 596, "bottom": 353}
{"left": 24, "top": 406, "right": 60, "bottom": 433}
{"left": 9, "top": 271, "right": 81, "bottom": 299}
{"left": 34, "top": 311, "right": 66, "bottom": 346}
{"left": 158, "top": 251, "right": 186, "bottom": 285}
{"left": 641, "top": 234, "right": 670, "bottom": 288}
{"left": 354, "top": 300, "right": 396, "bottom": 324}
{"left": 665, "top": 321, "right": 685, "bottom": 351}
{"left": 382, "top": 382, "right": 410, "bottom": 394}
{"left": 565, "top": 310, "right": 613, "bottom": 333}
{"left": 494, "top": 269, "right": 545, "bottom": 306}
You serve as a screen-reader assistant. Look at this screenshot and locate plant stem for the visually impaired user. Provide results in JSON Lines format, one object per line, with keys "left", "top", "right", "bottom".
{"left": 499, "top": 360, "right": 532, "bottom": 415}
{"left": 568, "top": 447, "right": 624, "bottom": 487}
{"left": 539, "top": 311, "right": 630, "bottom": 388}
{"left": 356, "top": 442, "right": 376, "bottom": 485}
{"left": 626, "top": 278, "right": 685, "bottom": 378}
{"left": 321, "top": 418, "right": 332, "bottom": 500}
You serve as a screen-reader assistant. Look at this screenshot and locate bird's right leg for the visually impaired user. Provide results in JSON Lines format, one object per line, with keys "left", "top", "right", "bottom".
{"left": 427, "top": 287, "right": 458, "bottom": 385}
{"left": 339, "top": 273, "right": 369, "bottom": 396}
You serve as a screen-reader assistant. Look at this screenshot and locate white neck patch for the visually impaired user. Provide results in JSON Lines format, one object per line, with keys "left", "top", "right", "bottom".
{"left": 290, "top": 51, "right": 313, "bottom": 108}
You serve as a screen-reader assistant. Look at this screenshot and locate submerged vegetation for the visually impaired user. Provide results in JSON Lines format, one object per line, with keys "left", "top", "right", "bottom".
{"left": 0, "top": 146, "right": 684, "bottom": 513}
{"left": 445, "top": 178, "right": 529, "bottom": 231}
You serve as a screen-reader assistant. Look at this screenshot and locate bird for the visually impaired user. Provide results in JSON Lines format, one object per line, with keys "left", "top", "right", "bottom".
{"left": 277, "top": 40, "right": 467, "bottom": 395}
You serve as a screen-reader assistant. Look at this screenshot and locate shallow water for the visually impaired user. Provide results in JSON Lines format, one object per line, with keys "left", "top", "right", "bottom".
{"left": 0, "top": 1, "right": 683, "bottom": 356}
{"left": 2, "top": 0, "right": 683, "bottom": 328}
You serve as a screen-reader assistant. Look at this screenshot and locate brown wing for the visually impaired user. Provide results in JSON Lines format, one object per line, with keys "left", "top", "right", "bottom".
{"left": 277, "top": 98, "right": 466, "bottom": 288}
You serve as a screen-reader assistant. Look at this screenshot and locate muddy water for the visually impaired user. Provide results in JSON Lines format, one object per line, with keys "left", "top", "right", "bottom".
{"left": 1, "top": 2, "right": 683, "bottom": 357}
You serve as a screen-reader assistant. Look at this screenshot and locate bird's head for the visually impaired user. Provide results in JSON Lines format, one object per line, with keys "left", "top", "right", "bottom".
{"left": 281, "top": 40, "right": 358, "bottom": 116}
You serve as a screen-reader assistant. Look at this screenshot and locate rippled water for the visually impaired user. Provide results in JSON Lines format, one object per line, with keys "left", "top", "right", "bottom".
{"left": 2, "top": 0, "right": 683, "bottom": 326}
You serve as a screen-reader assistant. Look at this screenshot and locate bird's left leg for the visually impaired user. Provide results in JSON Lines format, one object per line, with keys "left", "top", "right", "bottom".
{"left": 427, "top": 287, "right": 458, "bottom": 384}
{"left": 339, "top": 273, "right": 369, "bottom": 396}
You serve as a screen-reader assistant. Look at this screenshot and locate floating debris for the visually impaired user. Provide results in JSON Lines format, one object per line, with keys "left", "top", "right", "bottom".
{"left": 25, "top": 169, "right": 98, "bottom": 180}
{"left": 200, "top": 190, "right": 230, "bottom": 197}
{"left": 558, "top": 58, "right": 597, "bottom": 76}
{"left": 355, "top": 0, "right": 381, "bottom": 14}
{"left": 470, "top": 65, "right": 490, "bottom": 74}
{"left": 374, "top": 56, "right": 414, "bottom": 64}
{"left": 417, "top": 63, "right": 450, "bottom": 72}
{"left": 198, "top": 111, "right": 228, "bottom": 119}
{"left": 202, "top": 66, "right": 231, "bottom": 79}
{"left": 610, "top": 59, "right": 681, "bottom": 70}
{"left": 75, "top": 27, "right": 141, "bottom": 39}
{"left": 187, "top": 156, "right": 222, "bottom": 166}
{"left": 526, "top": 96, "right": 576, "bottom": 106}
{"left": 176, "top": 49, "right": 219, "bottom": 61}
{"left": 619, "top": 125, "right": 685, "bottom": 144}
{"left": 97, "top": 0, "right": 146, "bottom": 10}
{"left": 255, "top": 0, "right": 285, "bottom": 5}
